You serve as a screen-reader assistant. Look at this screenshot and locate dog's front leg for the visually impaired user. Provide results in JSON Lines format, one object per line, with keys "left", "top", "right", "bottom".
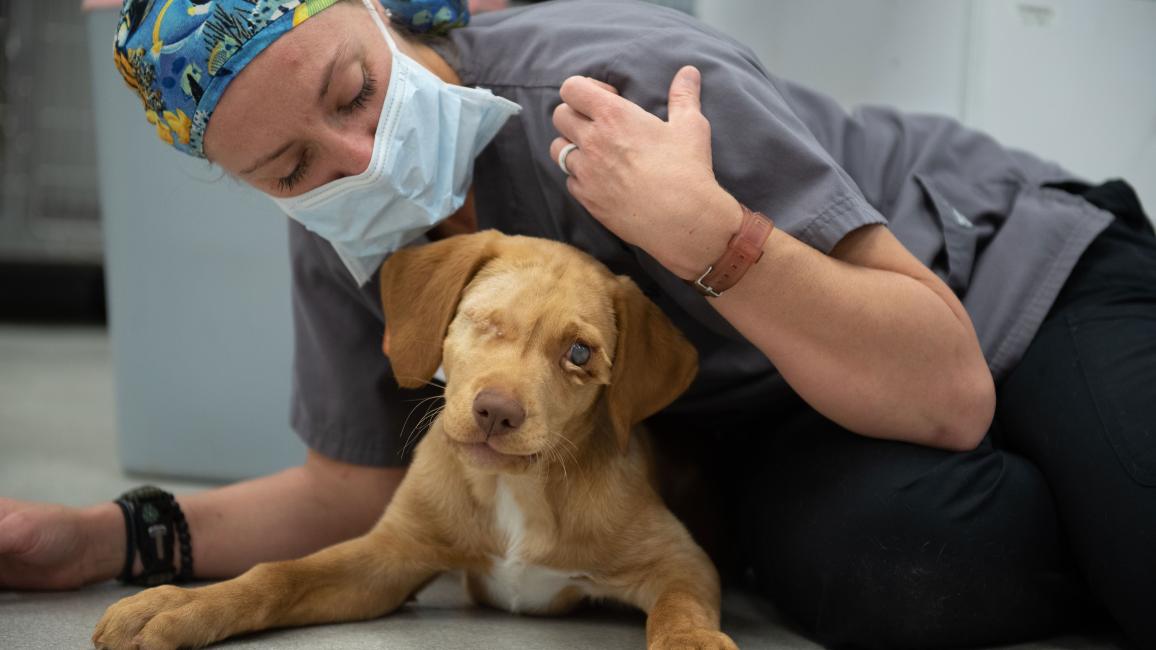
{"left": 92, "top": 524, "right": 446, "bottom": 650}
{"left": 619, "top": 513, "right": 738, "bottom": 650}
{"left": 645, "top": 575, "right": 737, "bottom": 650}
{"left": 643, "top": 560, "right": 738, "bottom": 650}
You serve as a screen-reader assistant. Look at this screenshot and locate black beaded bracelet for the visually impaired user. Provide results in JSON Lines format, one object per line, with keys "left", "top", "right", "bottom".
{"left": 115, "top": 485, "right": 193, "bottom": 586}
{"left": 173, "top": 500, "right": 193, "bottom": 581}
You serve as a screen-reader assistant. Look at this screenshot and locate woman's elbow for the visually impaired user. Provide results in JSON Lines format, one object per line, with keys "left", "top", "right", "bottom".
{"left": 935, "top": 367, "right": 996, "bottom": 452}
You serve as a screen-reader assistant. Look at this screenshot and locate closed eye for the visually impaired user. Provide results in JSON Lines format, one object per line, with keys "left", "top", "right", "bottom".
{"left": 277, "top": 68, "right": 376, "bottom": 192}
{"left": 277, "top": 147, "right": 311, "bottom": 193}
{"left": 338, "top": 67, "right": 377, "bottom": 115}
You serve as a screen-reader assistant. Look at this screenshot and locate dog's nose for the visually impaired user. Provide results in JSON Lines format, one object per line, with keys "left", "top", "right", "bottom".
{"left": 473, "top": 389, "right": 525, "bottom": 438}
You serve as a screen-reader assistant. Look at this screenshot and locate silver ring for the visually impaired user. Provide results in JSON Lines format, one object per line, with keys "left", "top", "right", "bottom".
{"left": 557, "top": 143, "right": 579, "bottom": 176}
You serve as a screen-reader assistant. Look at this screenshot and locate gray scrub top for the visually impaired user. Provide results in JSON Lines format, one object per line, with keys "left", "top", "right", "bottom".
{"left": 288, "top": 0, "right": 1113, "bottom": 467}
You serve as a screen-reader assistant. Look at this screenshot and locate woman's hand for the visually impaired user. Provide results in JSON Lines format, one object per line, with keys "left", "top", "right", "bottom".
{"left": 552, "top": 67, "right": 995, "bottom": 450}
{"left": 0, "top": 497, "right": 121, "bottom": 589}
{"left": 550, "top": 66, "right": 741, "bottom": 281}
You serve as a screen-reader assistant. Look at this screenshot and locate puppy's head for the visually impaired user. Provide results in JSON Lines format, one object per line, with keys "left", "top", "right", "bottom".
{"left": 380, "top": 231, "right": 697, "bottom": 474}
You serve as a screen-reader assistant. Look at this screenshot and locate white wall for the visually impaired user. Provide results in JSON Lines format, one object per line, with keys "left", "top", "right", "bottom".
{"left": 965, "top": 0, "right": 1156, "bottom": 213}
{"left": 698, "top": 0, "right": 1156, "bottom": 218}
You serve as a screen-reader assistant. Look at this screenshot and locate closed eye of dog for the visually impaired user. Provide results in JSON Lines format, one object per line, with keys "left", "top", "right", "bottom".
{"left": 465, "top": 314, "right": 509, "bottom": 341}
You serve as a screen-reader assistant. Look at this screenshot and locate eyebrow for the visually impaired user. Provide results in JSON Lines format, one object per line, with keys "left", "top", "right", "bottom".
{"left": 239, "top": 39, "right": 350, "bottom": 176}
{"left": 240, "top": 141, "right": 293, "bottom": 176}
{"left": 317, "top": 39, "right": 350, "bottom": 102}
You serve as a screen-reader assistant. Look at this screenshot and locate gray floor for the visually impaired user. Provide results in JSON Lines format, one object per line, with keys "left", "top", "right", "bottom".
{"left": 0, "top": 325, "right": 1121, "bottom": 649}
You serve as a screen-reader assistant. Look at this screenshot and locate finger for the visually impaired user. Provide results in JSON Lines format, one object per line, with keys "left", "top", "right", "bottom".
{"left": 551, "top": 103, "right": 593, "bottom": 146}
{"left": 585, "top": 78, "right": 620, "bottom": 96}
{"left": 548, "top": 137, "right": 568, "bottom": 165}
{"left": 667, "top": 65, "right": 702, "bottom": 125}
{"left": 549, "top": 137, "right": 585, "bottom": 178}
{"left": 0, "top": 510, "right": 30, "bottom": 555}
{"left": 565, "top": 175, "right": 604, "bottom": 221}
{"left": 565, "top": 175, "right": 587, "bottom": 209}
{"left": 559, "top": 75, "right": 628, "bottom": 121}
{"left": 0, "top": 526, "right": 17, "bottom": 555}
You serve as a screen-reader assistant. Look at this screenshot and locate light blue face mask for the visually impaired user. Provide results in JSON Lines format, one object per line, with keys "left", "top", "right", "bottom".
{"left": 273, "top": 0, "right": 521, "bottom": 286}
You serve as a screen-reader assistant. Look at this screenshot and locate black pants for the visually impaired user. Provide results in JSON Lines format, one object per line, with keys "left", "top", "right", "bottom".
{"left": 650, "top": 181, "right": 1156, "bottom": 649}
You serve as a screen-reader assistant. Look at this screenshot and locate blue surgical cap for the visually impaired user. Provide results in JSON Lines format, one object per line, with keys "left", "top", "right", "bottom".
{"left": 113, "top": 0, "right": 470, "bottom": 158}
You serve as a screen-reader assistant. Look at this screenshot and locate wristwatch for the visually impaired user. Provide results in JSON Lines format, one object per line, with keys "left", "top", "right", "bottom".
{"left": 114, "top": 485, "right": 193, "bottom": 586}
{"left": 692, "top": 202, "right": 774, "bottom": 298}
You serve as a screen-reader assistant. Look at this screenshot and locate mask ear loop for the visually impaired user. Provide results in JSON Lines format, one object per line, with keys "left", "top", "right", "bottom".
{"left": 362, "top": 0, "right": 400, "bottom": 54}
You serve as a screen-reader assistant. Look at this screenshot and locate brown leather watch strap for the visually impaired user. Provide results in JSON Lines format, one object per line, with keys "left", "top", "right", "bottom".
{"left": 693, "top": 204, "right": 774, "bottom": 298}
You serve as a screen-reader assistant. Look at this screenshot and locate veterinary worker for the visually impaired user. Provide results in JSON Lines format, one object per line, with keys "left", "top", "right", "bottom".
{"left": 2, "top": 0, "right": 1154, "bottom": 647}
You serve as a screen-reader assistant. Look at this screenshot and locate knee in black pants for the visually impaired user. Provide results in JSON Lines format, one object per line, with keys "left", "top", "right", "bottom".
{"left": 742, "top": 430, "right": 1090, "bottom": 649}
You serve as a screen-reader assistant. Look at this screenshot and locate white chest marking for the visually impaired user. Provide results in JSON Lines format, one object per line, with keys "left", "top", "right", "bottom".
{"left": 480, "top": 479, "right": 590, "bottom": 614}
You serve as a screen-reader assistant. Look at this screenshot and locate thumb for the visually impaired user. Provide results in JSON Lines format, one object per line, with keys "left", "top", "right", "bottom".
{"left": 0, "top": 511, "right": 29, "bottom": 556}
{"left": 667, "top": 65, "right": 702, "bottom": 124}
{"left": 0, "top": 500, "right": 38, "bottom": 557}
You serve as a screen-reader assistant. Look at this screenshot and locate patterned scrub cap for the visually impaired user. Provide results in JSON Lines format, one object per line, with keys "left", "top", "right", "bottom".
{"left": 113, "top": 0, "right": 470, "bottom": 158}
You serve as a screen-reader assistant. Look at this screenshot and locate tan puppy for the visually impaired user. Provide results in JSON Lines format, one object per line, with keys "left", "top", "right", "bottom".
{"left": 93, "top": 231, "right": 737, "bottom": 650}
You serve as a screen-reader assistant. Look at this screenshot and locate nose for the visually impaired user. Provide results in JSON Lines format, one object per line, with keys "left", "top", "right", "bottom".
{"left": 322, "top": 127, "right": 375, "bottom": 180}
{"left": 473, "top": 389, "right": 525, "bottom": 438}
{"left": 335, "top": 134, "right": 374, "bottom": 178}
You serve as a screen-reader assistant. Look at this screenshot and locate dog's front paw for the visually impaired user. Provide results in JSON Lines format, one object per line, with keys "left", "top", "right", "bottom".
{"left": 92, "top": 584, "right": 226, "bottom": 650}
{"left": 650, "top": 628, "right": 740, "bottom": 650}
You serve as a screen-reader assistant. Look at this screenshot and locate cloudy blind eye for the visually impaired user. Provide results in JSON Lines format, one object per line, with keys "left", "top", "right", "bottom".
{"left": 568, "top": 342, "right": 591, "bottom": 366}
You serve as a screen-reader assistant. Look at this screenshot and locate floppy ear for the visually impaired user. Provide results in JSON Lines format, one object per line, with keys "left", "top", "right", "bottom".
{"left": 379, "top": 230, "right": 501, "bottom": 388}
{"left": 605, "top": 276, "right": 699, "bottom": 452}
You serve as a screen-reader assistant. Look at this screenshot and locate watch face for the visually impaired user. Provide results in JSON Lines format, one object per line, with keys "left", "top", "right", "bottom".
{"left": 142, "top": 503, "right": 160, "bottom": 524}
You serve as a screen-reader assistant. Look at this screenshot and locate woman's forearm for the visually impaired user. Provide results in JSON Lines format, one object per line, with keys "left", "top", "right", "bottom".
{"left": 84, "top": 453, "right": 404, "bottom": 582}
{"left": 708, "top": 206, "right": 994, "bottom": 449}
{"left": 546, "top": 71, "right": 993, "bottom": 450}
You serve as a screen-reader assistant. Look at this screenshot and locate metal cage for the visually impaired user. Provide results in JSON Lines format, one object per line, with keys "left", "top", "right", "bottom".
{"left": 0, "top": 0, "right": 102, "bottom": 264}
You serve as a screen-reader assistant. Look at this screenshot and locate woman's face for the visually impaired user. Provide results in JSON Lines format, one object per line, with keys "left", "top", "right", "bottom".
{"left": 203, "top": 2, "right": 391, "bottom": 198}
